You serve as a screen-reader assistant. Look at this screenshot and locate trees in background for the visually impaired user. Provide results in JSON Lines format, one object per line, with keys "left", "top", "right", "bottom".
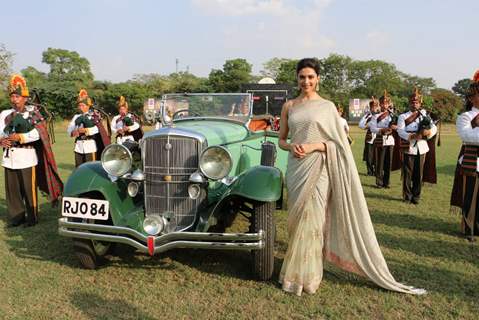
{"left": 0, "top": 45, "right": 466, "bottom": 122}
{"left": 0, "top": 44, "right": 14, "bottom": 107}
{"left": 208, "top": 59, "right": 253, "bottom": 92}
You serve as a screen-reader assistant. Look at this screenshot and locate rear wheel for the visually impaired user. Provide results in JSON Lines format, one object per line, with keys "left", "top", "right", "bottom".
{"left": 251, "top": 201, "right": 275, "bottom": 280}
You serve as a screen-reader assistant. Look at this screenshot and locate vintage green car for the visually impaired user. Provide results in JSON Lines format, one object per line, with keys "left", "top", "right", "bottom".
{"left": 59, "top": 93, "right": 288, "bottom": 280}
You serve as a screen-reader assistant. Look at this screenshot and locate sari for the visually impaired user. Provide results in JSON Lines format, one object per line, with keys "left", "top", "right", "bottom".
{"left": 279, "top": 99, "right": 426, "bottom": 296}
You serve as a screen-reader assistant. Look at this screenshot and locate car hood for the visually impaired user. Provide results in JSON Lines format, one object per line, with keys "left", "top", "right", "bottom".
{"left": 174, "top": 119, "right": 249, "bottom": 146}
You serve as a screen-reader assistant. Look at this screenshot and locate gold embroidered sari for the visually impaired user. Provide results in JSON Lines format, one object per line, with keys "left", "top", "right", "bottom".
{"left": 279, "top": 99, "right": 426, "bottom": 296}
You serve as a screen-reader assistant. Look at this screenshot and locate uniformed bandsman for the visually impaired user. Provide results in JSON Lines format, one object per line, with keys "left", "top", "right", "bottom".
{"left": 370, "top": 91, "right": 396, "bottom": 188}
{"left": 451, "top": 70, "right": 479, "bottom": 241}
{"left": 67, "top": 89, "right": 110, "bottom": 167}
{"left": 111, "top": 96, "right": 143, "bottom": 144}
{"left": 359, "top": 97, "right": 379, "bottom": 176}
{"left": 0, "top": 75, "right": 62, "bottom": 227}
{"left": 397, "top": 88, "right": 437, "bottom": 204}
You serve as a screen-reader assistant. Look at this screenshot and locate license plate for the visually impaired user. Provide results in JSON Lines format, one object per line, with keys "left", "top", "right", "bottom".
{"left": 62, "top": 197, "right": 109, "bottom": 220}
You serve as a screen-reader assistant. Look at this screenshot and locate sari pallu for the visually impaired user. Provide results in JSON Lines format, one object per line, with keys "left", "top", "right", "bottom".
{"left": 279, "top": 99, "right": 425, "bottom": 296}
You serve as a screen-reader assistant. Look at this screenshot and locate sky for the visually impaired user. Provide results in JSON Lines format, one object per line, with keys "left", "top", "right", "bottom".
{"left": 0, "top": 0, "right": 476, "bottom": 89}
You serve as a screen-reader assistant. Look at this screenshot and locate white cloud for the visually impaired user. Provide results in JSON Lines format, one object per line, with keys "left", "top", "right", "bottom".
{"left": 191, "top": 0, "right": 336, "bottom": 64}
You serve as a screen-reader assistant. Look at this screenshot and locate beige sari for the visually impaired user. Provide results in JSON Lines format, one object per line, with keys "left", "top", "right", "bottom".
{"left": 279, "top": 99, "right": 426, "bottom": 296}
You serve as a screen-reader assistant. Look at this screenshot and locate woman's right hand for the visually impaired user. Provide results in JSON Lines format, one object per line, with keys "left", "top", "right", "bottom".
{"left": 290, "top": 143, "right": 306, "bottom": 158}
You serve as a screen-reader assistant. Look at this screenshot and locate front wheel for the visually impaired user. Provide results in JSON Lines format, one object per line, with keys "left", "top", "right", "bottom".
{"left": 73, "top": 239, "right": 112, "bottom": 270}
{"left": 251, "top": 201, "right": 275, "bottom": 280}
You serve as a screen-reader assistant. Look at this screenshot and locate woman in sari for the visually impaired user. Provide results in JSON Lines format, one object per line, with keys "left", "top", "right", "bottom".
{"left": 278, "top": 58, "right": 425, "bottom": 296}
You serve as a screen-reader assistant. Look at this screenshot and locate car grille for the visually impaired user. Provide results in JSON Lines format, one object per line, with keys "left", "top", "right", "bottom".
{"left": 143, "top": 134, "right": 205, "bottom": 232}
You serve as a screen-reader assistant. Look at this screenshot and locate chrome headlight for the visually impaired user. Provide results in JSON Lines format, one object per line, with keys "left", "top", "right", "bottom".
{"left": 199, "top": 146, "right": 232, "bottom": 180}
{"left": 143, "top": 216, "right": 165, "bottom": 235}
{"left": 101, "top": 144, "right": 132, "bottom": 177}
{"left": 127, "top": 181, "right": 140, "bottom": 197}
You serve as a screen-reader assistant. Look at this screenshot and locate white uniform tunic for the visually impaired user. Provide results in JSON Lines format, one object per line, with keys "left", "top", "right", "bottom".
{"left": 0, "top": 108, "right": 39, "bottom": 169}
{"left": 397, "top": 109, "right": 437, "bottom": 155}
{"left": 456, "top": 107, "right": 479, "bottom": 172}
{"left": 111, "top": 114, "right": 140, "bottom": 144}
{"left": 358, "top": 113, "right": 376, "bottom": 144}
{"left": 370, "top": 111, "right": 395, "bottom": 146}
{"left": 67, "top": 113, "right": 99, "bottom": 154}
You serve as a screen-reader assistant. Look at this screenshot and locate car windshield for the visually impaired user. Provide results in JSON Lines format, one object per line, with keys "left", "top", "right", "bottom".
{"left": 161, "top": 93, "right": 252, "bottom": 123}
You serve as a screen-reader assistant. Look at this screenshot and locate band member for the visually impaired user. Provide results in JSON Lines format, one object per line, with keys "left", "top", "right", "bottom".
{"left": 397, "top": 88, "right": 437, "bottom": 204}
{"left": 0, "top": 75, "right": 62, "bottom": 227}
{"left": 451, "top": 70, "right": 479, "bottom": 241}
{"left": 370, "top": 91, "right": 396, "bottom": 188}
{"left": 67, "top": 89, "right": 110, "bottom": 167}
{"left": 111, "top": 96, "right": 143, "bottom": 144}
{"left": 359, "top": 97, "right": 379, "bottom": 176}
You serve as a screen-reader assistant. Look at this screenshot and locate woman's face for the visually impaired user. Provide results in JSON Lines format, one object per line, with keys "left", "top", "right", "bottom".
{"left": 297, "top": 67, "right": 319, "bottom": 94}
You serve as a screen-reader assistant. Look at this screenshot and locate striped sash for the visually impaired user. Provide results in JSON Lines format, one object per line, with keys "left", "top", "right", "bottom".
{"left": 461, "top": 145, "right": 479, "bottom": 176}
{"left": 376, "top": 111, "right": 389, "bottom": 123}
{"left": 471, "top": 113, "right": 479, "bottom": 129}
{"left": 405, "top": 111, "right": 420, "bottom": 126}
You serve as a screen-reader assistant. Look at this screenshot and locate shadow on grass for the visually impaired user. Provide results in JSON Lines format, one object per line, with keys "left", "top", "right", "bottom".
{"left": 1, "top": 199, "right": 80, "bottom": 268}
{"left": 376, "top": 231, "right": 479, "bottom": 267}
{"left": 370, "top": 210, "right": 458, "bottom": 235}
{"left": 364, "top": 192, "right": 404, "bottom": 202}
{"left": 384, "top": 255, "right": 479, "bottom": 301}
{"left": 71, "top": 291, "right": 157, "bottom": 320}
{"left": 161, "top": 248, "right": 255, "bottom": 280}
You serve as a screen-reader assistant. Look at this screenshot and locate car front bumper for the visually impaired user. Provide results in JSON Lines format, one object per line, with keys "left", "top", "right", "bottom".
{"left": 58, "top": 218, "right": 265, "bottom": 256}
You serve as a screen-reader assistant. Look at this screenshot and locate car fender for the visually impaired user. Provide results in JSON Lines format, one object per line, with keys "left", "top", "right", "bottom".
{"left": 228, "top": 165, "right": 283, "bottom": 202}
{"left": 63, "top": 162, "right": 138, "bottom": 226}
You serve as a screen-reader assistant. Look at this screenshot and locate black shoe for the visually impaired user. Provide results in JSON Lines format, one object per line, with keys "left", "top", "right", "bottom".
{"left": 411, "top": 198, "right": 419, "bottom": 205}
{"left": 466, "top": 236, "right": 476, "bottom": 242}
{"left": 384, "top": 185, "right": 390, "bottom": 189}
{"left": 7, "top": 217, "right": 26, "bottom": 228}
{"left": 24, "top": 221, "right": 37, "bottom": 228}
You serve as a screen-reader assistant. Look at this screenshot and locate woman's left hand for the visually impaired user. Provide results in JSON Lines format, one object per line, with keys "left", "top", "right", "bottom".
{"left": 299, "top": 143, "right": 324, "bottom": 154}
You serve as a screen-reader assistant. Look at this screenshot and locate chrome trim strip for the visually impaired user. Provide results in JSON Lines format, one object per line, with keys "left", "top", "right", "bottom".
{"left": 58, "top": 218, "right": 264, "bottom": 254}
{"left": 141, "top": 127, "right": 207, "bottom": 144}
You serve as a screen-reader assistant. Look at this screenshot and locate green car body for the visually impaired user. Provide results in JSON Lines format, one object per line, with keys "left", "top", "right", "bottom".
{"left": 59, "top": 93, "right": 288, "bottom": 279}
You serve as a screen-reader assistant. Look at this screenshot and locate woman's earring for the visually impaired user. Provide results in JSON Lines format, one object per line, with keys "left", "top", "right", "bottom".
{"left": 315, "top": 83, "right": 320, "bottom": 91}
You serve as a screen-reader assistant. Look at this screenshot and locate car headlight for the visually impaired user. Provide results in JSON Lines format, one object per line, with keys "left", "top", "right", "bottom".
{"left": 199, "top": 146, "right": 232, "bottom": 180}
{"left": 101, "top": 144, "right": 132, "bottom": 177}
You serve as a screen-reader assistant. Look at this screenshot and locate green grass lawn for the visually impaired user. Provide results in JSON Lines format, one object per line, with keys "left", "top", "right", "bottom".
{"left": 0, "top": 123, "right": 477, "bottom": 320}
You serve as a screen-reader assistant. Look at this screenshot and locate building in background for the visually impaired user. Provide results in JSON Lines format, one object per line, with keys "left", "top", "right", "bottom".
{"left": 349, "top": 98, "right": 372, "bottom": 124}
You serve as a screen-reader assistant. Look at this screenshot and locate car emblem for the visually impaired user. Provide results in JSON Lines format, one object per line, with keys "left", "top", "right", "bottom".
{"left": 164, "top": 175, "right": 172, "bottom": 182}
{"left": 165, "top": 143, "right": 172, "bottom": 150}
